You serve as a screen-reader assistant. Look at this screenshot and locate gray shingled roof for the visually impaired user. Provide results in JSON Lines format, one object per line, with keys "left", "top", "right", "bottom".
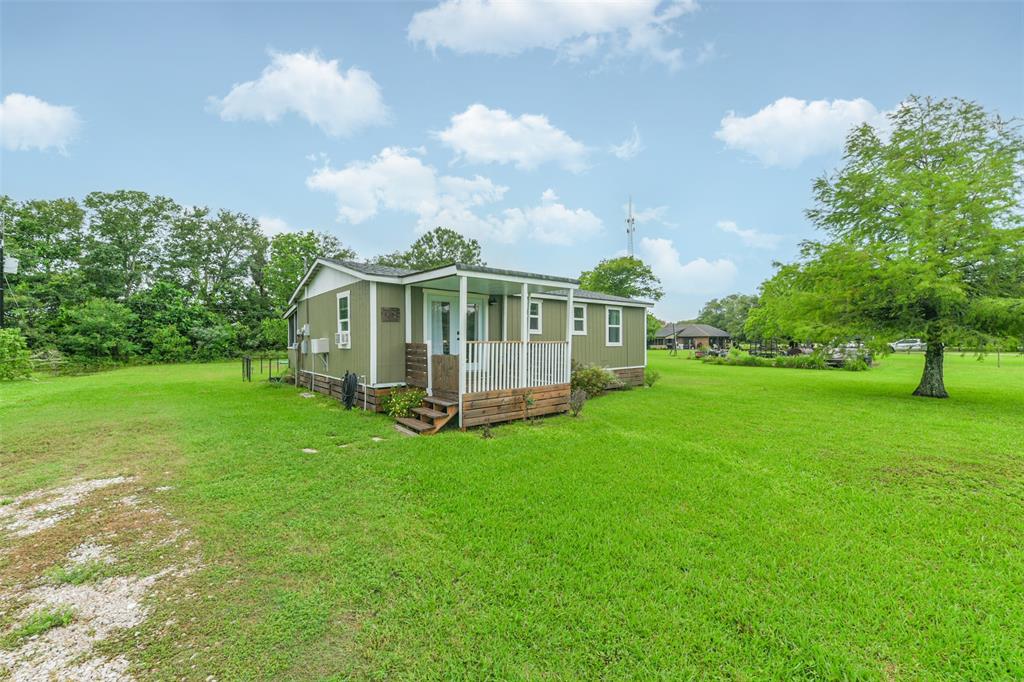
{"left": 322, "top": 258, "right": 579, "bottom": 284}
{"left": 322, "top": 258, "right": 415, "bottom": 277}
{"left": 655, "top": 323, "right": 730, "bottom": 338}
{"left": 541, "top": 288, "right": 652, "bottom": 306}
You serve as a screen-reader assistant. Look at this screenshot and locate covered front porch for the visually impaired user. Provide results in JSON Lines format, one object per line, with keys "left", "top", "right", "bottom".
{"left": 399, "top": 264, "right": 577, "bottom": 428}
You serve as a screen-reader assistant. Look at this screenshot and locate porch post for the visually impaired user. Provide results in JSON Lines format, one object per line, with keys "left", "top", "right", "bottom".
{"left": 520, "top": 282, "right": 529, "bottom": 388}
{"left": 458, "top": 275, "right": 468, "bottom": 428}
{"left": 404, "top": 285, "right": 412, "bottom": 343}
{"left": 565, "top": 287, "right": 574, "bottom": 384}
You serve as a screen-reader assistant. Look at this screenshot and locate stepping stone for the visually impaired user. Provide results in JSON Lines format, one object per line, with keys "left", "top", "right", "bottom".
{"left": 299, "top": 392, "right": 316, "bottom": 398}
{"left": 371, "top": 437, "right": 385, "bottom": 442}
{"left": 301, "top": 448, "right": 318, "bottom": 454}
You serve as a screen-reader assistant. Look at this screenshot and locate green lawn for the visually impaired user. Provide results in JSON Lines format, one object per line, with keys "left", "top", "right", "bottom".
{"left": 2, "top": 352, "right": 1022, "bottom": 679}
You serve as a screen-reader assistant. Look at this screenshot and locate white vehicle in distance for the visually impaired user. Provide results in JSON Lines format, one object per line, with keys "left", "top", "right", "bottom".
{"left": 889, "top": 338, "right": 927, "bottom": 352}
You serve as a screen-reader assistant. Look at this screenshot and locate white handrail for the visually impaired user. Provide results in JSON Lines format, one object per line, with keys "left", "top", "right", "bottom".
{"left": 464, "top": 340, "right": 569, "bottom": 393}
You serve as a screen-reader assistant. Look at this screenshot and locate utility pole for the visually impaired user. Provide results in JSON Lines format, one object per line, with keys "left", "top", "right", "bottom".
{"left": 625, "top": 196, "right": 637, "bottom": 258}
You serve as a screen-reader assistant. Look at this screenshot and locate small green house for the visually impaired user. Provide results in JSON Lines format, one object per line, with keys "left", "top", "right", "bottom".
{"left": 285, "top": 259, "right": 650, "bottom": 430}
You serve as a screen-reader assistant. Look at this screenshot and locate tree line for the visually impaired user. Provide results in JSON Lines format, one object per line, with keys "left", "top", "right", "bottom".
{"left": 0, "top": 192, "right": 489, "bottom": 369}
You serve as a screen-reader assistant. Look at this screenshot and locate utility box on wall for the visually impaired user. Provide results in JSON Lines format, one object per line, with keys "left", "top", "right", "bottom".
{"left": 310, "top": 338, "right": 330, "bottom": 354}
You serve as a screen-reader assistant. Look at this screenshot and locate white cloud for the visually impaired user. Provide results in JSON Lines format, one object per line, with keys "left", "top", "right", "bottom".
{"left": 639, "top": 236, "right": 736, "bottom": 294}
{"left": 257, "top": 216, "right": 292, "bottom": 236}
{"left": 625, "top": 203, "right": 672, "bottom": 227}
{"left": 408, "top": 0, "right": 699, "bottom": 70}
{"left": 715, "top": 97, "right": 887, "bottom": 167}
{"left": 209, "top": 51, "right": 388, "bottom": 137}
{"left": 436, "top": 104, "right": 588, "bottom": 172}
{"left": 0, "top": 93, "right": 81, "bottom": 152}
{"left": 695, "top": 41, "right": 716, "bottom": 64}
{"left": 610, "top": 125, "right": 644, "bottom": 160}
{"left": 501, "top": 189, "right": 604, "bottom": 245}
{"left": 715, "top": 219, "right": 781, "bottom": 250}
{"left": 306, "top": 148, "right": 600, "bottom": 245}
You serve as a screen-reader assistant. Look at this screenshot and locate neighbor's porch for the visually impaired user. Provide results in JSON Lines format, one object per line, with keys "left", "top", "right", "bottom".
{"left": 399, "top": 266, "right": 577, "bottom": 428}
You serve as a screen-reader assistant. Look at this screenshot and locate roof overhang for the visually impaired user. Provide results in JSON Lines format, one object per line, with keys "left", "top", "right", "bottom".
{"left": 287, "top": 259, "right": 580, "bottom": 306}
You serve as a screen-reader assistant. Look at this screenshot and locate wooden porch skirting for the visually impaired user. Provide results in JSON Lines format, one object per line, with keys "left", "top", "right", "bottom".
{"left": 405, "top": 342, "right": 427, "bottom": 388}
{"left": 461, "top": 383, "right": 570, "bottom": 428}
{"left": 297, "top": 370, "right": 394, "bottom": 412}
{"left": 611, "top": 367, "right": 644, "bottom": 387}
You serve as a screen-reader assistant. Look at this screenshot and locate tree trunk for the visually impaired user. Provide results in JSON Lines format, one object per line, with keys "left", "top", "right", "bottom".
{"left": 913, "top": 337, "right": 948, "bottom": 398}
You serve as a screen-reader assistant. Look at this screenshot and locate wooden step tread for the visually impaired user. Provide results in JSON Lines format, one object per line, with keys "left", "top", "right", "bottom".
{"left": 423, "top": 396, "right": 458, "bottom": 408}
{"left": 396, "top": 417, "right": 433, "bottom": 432}
{"left": 412, "top": 407, "right": 447, "bottom": 419}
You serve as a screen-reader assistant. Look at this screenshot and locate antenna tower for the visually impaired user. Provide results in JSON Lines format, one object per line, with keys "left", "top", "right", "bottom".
{"left": 625, "top": 196, "right": 637, "bottom": 257}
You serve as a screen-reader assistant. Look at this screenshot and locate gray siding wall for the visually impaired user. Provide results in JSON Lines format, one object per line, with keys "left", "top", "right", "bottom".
{"left": 571, "top": 303, "right": 646, "bottom": 368}
{"left": 376, "top": 283, "right": 407, "bottom": 384}
{"left": 293, "top": 280, "right": 371, "bottom": 380}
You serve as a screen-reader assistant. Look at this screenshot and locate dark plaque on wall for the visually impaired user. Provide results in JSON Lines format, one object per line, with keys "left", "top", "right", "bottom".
{"left": 381, "top": 307, "right": 401, "bottom": 323}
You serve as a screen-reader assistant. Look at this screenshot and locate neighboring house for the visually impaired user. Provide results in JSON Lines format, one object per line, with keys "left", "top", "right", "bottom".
{"left": 654, "top": 323, "right": 731, "bottom": 349}
{"left": 284, "top": 258, "right": 651, "bottom": 430}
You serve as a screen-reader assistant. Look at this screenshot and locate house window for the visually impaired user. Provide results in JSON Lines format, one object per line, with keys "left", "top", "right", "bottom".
{"left": 529, "top": 299, "right": 542, "bottom": 334}
{"left": 606, "top": 307, "right": 623, "bottom": 346}
{"left": 572, "top": 304, "right": 587, "bottom": 335}
{"left": 287, "top": 314, "right": 297, "bottom": 349}
{"left": 336, "top": 291, "right": 351, "bottom": 348}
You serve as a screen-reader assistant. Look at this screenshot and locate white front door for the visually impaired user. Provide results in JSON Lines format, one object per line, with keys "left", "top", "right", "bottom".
{"left": 425, "top": 293, "right": 486, "bottom": 355}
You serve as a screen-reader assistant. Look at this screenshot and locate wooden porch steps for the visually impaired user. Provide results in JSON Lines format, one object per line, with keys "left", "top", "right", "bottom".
{"left": 395, "top": 396, "right": 459, "bottom": 436}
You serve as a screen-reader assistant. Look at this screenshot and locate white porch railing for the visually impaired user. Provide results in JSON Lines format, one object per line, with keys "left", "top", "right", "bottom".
{"left": 464, "top": 341, "right": 570, "bottom": 393}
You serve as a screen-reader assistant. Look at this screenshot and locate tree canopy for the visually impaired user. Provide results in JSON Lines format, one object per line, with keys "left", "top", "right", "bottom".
{"left": 374, "top": 227, "right": 483, "bottom": 271}
{"left": 579, "top": 256, "right": 663, "bottom": 301}
{"left": 1, "top": 191, "right": 355, "bottom": 366}
{"left": 698, "top": 293, "right": 758, "bottom": 341}
{"left": 747, "top": 96, "right": 1024, "bottom": 397}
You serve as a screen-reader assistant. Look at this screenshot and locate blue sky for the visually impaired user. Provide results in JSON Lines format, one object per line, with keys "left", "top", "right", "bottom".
{"left": 2, "top": 1, "right": 1021, "bottom": 319}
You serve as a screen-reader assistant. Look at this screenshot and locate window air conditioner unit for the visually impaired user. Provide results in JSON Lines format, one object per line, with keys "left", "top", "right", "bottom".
{"left": 335, "top": 331, "right": 351, "bottom": 349}
{"left": 310, "top": 337, "right": 330, "bottom": 354}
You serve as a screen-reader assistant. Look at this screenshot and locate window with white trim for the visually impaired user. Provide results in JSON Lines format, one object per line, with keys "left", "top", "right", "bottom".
{"left": 287, "top": 314, "right": 297, "bottom": 349}
{"left": 529, "top": 299, "right": 542, "bottom": 334}
{"left": 572, "top": 304, "right": 587, "bottom": 335}
{"left": 336, "top": 291, "right": 351, "bottom": 348}
{"left": 606, "top": 306, "right": 623, "bottom": 346}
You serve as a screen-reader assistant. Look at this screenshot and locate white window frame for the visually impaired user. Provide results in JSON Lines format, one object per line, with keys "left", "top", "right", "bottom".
{"left": 572, "top": 303, "right": 587, "bottom": 335}
{"left": 528, "top": 298, "right": 542, "bottom": 335}
{"left": 336, "top": 290, "right": 351, "bottom": 349}
{"left": 606, "top": 306, "right": 623, "bottom": 347}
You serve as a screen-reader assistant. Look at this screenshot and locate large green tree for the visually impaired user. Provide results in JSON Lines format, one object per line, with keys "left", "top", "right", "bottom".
{"left": 264, "top": 231, "right": 355, "bottom": 310}
{"left": 579, "top": 256, "right": 663, "bottom": 301}
{"left": 1, "top": 196, "right": 87, "bottom": 347}
{"left": 748, "top": 96, "right": 1024, "bottom": 398}
{"left": 374, "top": 227, "right": 483, "bottom": 271}
{"left": 698, "top": 293, "right": 759, "bottom": 341}
{"left": 82, "top": 190, "right": 177, "bottom": 301}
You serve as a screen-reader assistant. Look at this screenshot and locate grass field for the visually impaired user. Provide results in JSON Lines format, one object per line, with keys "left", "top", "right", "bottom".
{"left": 2, "top": 352, "right": 1023, "bottom": 679}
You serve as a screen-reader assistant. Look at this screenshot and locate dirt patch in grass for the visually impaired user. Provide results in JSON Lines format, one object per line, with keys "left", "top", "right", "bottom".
{"left": 0, "top": 477, "right": 202, "bottom": 681}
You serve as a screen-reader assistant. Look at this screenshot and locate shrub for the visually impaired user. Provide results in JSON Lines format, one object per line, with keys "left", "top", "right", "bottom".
{"left": 150, "top": 325, "right": 191, "bottom": 362}
{"left": 842, "top": 357, "right": 869, "bottom": 371}
{"left": 643, "top": 368, "right": 660, "bottom": 388}
{"left": 772, "top": 352, "right": 826, "bottom": 370}
{"left": 0, "top": 328, "right": 33, "bottom": 380}
{"left": 57, "top": 298, "right": 138, "bottom": 360}
{"left": 569, "top": 388, "right": 587, "bottom": 417}
{"left": 191, "top": 322, "right": 237, "bottom": 361}
{"left": 571, "top": 361, "right": 617, "bottom": 397}
{"left": 380, "top": 388, "right": 426, "bottom": 418}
